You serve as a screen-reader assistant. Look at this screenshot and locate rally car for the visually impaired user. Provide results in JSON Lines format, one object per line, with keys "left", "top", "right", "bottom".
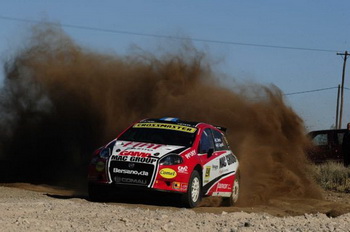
{"left": 88, "top": 117, "right": 239, "bottom": 208}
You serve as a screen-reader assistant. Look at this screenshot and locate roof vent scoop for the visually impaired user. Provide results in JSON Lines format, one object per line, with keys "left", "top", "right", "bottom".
{"left": 160, "top": 117, "right": 180, "bottom": 122}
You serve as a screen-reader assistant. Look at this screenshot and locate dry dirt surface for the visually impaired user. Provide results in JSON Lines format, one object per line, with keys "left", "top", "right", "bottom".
{"left": 1, "top": 184, "right": 350, "bottom": 231}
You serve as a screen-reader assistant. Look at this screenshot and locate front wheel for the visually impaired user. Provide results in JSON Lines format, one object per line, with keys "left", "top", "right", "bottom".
{"left": 181, "top": 170, "right": 202, "bottom": 208}
{"left": 88, "top": 183, "right": 111, "bottom": 202}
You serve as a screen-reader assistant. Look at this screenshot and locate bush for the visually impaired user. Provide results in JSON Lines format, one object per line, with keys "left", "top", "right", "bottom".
{"left": 312, "top": 161, "right": 350, "bottom": 192}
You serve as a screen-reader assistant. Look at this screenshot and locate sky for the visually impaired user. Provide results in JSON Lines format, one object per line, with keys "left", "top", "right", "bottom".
{"left": 0, "top": 0, "right": 349, "bottom": 131}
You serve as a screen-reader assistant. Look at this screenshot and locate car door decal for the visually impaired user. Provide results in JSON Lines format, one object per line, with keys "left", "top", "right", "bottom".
{"left": 202, "top": 171, "right": 236, "bottom": 194}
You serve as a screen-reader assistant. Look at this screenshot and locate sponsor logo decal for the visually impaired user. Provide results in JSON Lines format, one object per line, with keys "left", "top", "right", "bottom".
{"left": 113, "top": 168, "right": 149, "bottom": 176}
{"left": 128, "top": 163, "right": 135, "bottom": 168}
{"left": 112, "top": 155, "right": 157, "bottom": 164}
{"left": 172, "top": 182, "right": 181, "bottom": 190}
{"left": 219, "top": 157, "right": 226, "bottom": 168}
{"left": 217, "top": 183, "right": 229, "bottom": 189}
{"left": 119, "top": 150, "right": 151, "bottom": 157}
{"left": 121, "top": 142, "right": 163, "bottom": 150}
{"left": 219, "top": 168, "right": 229, "bottom": 174}
{"left": 177, "top": 166, "right": 188, "bottom": 174}
{"left": 214, "top": 138, "right": 225, "bottom": 148}
{"left": 129, "top": 156, "right": 156, "bottom": 163}
{"left": 115, "top": 177, "right": 147, "bottom": 185}
{"left": 205, "top": 166, "right": 211, "bottom": 179}
{"left": 185, "top": 150, "right": 196, "bottom": 159}
{"left": 133, "top": 123, "right": 197, "bottom": 133}
{"left": 172, "top": 182, "right": 188, "bottom": 191}
{"left": 95, "top": 161, "right": 105, "bottom": 172}
{"left": 219, "top": 154, "right": 236, "bottom": 168}
{"left": 159, "top": 168, "right": 177, "bottom": 179}
{"left": 226, "top": 154, "right": 236, "bottom": 165}
{"left": 212, "top": 165, "right": 219, "bottom": 170}
{"left": 113, "top": 155, "right": 128, "bottom": 161}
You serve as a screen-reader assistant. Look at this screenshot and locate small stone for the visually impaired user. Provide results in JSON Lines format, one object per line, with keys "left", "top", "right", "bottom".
{"left": 162, "top": 224, "right": 169, "bottom": 231}
{"left": 244, "top": 222, "right": 251, "bottom": 227}
{"left": 119, "top": 218, "right": 128, "bottom": 223}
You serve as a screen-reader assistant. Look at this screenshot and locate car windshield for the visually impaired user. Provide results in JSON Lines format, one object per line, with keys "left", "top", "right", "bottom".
{"left": 118, "top": 127, "right": 197, "bottom": 147}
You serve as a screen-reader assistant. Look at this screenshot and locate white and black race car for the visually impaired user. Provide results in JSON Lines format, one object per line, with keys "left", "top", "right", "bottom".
{"left": 88, "top": 117, "right": 239, "bottom": 208}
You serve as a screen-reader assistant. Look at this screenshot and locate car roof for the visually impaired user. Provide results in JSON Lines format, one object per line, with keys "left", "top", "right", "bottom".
{"left": 308, "top": 129, "right": 346, "bottom": 135}
{"left": 139, "top": 118, "right": 227, "bottom": 132}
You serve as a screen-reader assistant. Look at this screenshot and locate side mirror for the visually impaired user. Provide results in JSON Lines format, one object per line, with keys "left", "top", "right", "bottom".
{"left": 207, "top": 148, "right": 214, "bottom": 158}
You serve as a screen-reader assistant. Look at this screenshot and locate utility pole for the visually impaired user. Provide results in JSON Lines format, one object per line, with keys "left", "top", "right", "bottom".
{"left": 336, "top": 85, "right": 340, "bottom": 128}
{"left": 337, "top": 51, "right": 350, "bottom": 129}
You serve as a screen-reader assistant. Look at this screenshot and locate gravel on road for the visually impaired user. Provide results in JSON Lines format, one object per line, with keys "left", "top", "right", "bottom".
{"left": 1, "top": 186, "right": 350, "bottom": 232}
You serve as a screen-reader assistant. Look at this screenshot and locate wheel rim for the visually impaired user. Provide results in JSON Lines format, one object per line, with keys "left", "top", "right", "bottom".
{"left": 191, "top": 177, "right": 200, "bottom": 202}
{"left": 231, "top": 178, "right": 239, "bottom": 203}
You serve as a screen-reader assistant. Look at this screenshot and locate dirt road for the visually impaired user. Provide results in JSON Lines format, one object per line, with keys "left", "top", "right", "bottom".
{"left": 1, "top": 184, "right": 350, "bottom": 231}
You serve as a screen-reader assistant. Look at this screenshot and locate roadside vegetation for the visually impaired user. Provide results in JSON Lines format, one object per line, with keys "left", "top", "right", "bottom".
{"left": 312, "top": 161, "right": 350, "bottom": 193}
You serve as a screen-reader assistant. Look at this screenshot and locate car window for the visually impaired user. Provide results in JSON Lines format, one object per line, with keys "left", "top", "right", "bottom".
{"left": 312, "top": 133, "right": 328, "bottom": 146}
{"left": 211, "top": 129, "right": 229, "bottom": 151}
{"left": 199, "top": 129, "right": 214, "bottom": 153}
{"left": 118, "top": 128, "right": 196, "bottom": 147}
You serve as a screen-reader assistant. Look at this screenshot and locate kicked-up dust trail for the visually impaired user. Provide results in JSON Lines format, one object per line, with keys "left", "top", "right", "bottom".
{"left": 0, "top": 24, "right": 322, "bottom": 205}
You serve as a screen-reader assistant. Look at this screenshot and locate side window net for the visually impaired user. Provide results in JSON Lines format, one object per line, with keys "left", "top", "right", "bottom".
{"left": 212, "top": 129, "right": 229, "bottom": 151}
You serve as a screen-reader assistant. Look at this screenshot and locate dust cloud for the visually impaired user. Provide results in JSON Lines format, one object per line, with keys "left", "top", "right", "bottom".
{"left": 0, "top": 24, "right": 322, "bottom": 205}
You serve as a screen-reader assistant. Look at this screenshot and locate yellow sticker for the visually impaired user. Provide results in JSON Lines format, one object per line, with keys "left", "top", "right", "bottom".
{"left": 205, "top": 166, "right": 211, "bottom": 178}
{"left": 134, "top": 123, "right": 196, "bottom": 133}
{"left": 159, "top": 168, "right": 177, "bottom": 179}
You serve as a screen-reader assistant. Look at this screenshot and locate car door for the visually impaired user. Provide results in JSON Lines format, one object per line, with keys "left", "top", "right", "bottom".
{"left": 309, "top": 131, "right": 331, "bottom": 162}
{"left": 198, "top": 128, "right": 227, "bottom": 195}
{"left": 197, "top": 129, "right": 217, "bottom": 179}
{"left": 332, "top": 130, "right": 345, "bottom": 161}
{"left": 210, "top": 129, "right": 236, "bottom": 195}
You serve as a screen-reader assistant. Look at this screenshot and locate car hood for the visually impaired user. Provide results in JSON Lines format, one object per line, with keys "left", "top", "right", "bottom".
{"left": 110, "top": 140, "right": 187, "bottom": 158}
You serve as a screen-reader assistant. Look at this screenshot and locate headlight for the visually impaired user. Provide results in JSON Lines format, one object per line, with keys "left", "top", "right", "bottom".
{"left": 99, "top": 148, "right": 111, "bottom": 159}
{"left": 159, "top": 154, "right": 183, "bottom": 165}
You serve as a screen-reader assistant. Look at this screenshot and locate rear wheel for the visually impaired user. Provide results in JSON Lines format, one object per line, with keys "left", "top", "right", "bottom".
{"left": 181, "top": 170, "right": 202, "bottom": 208}
{"left": 222, "top": 172, "right": 240, "bottom": 206}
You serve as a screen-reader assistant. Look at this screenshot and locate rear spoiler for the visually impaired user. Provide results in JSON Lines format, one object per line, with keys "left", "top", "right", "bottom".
{"left": 215, "top": 126, "right": 227, "bottom": 133}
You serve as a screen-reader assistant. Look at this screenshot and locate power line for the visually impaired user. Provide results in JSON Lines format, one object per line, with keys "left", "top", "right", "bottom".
{"left": 0, "top": 15, "right": 341, "bottom": 53}
{"left": 285, "top": 86, "right": 341, "bottom": 96}
{"left": 2, "top": 15, "right": 349, "bottom": 97}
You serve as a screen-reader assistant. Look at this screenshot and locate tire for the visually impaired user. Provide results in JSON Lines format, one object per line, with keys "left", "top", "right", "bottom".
{"left": 181, "top": 170, "right": 202, "bottom": 208}
{"left": 222, "top": 172, "right": 240, "bottom": 206}
{"left": 88, "top": 183, "right": 110, "bottom": 202}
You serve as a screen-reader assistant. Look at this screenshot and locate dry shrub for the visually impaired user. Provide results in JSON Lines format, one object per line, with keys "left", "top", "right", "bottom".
{"left": 312, "top": 161, "right": 350, "bottom": 192}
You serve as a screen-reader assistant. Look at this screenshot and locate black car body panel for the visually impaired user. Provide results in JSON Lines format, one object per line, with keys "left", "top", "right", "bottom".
{"left": 307, "top": 129, "right": 346, "bottom": 163}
